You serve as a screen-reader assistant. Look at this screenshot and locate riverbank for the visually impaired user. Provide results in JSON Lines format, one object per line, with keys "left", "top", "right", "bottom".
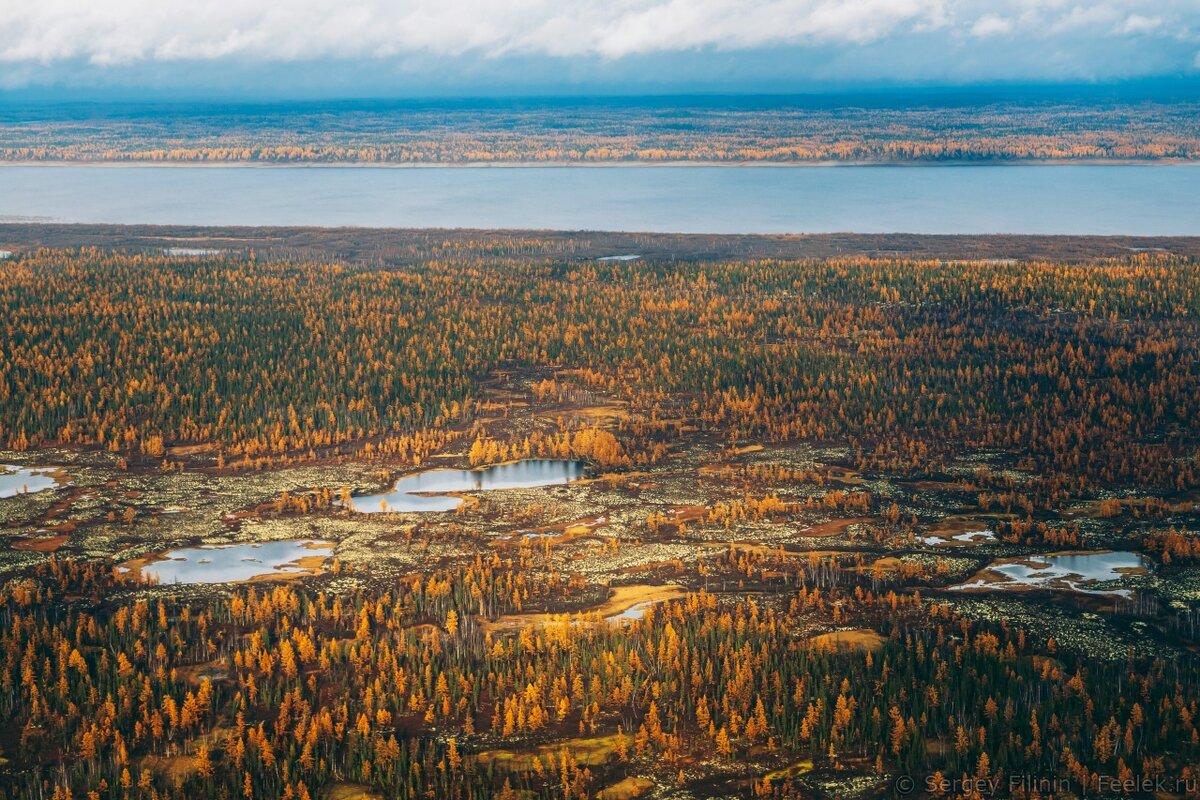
{"left": 1, "top": 158, "right": 1197, "bottom": 168}
{"left": 3, "top": 223, "right": 1200, "bottom": 262}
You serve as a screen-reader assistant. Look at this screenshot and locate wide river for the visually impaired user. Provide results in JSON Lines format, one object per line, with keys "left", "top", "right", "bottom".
{"left": 2, "top": 164, "right": 1198, "bottom": 234}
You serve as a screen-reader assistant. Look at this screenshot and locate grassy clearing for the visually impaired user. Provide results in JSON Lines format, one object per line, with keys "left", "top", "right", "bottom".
{"left": 483, "top": 584, "right": 686, "bottom": 632}
{"left": 596, "top": 584, "right": 685, "bottom": 618}
{"left": 763, "top": 759, "right": 814, "bottom": 781}
{"left": 809, "top": 629, "right": 886, "bottom": 651}
{"left": 596, "top": 776, "right": 655, "bottom": 799}
{"left": 475, "top": 733, "right": 624, "bottom": 772}
{"left": 11, "top": 534, "right": 70, "bottom": 552}
{"left": 324, "top": 783, "right": 384, "bottom": 800}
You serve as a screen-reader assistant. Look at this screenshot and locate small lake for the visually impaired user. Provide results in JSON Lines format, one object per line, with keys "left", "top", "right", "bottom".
{"left": 608, "top": 601, "right": 657, "bottom": 623}
{"left": 918, "top": 529, "right": 996, "bottom": 546}
{"left": 955, "top": 550, "right": 1150, "bottom": 595}
{"left": 133, "top": 540, "right": 333, "bottom": 584}
{"left": 349, "top": 459, "right": 585, "bottom": 513}
{"left": 2, "top": 165, "right": 1199, "bottom": 234}
{"left": 0, "top": 465, "right": 66, "bottom": 499}
{"left": 163, "top": 247, "right": 222, "bottom": 256}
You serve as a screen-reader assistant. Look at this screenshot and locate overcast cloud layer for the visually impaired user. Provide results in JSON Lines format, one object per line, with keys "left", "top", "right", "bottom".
{"left": 3, "top": 0, "right": 1199, "bottom": 94}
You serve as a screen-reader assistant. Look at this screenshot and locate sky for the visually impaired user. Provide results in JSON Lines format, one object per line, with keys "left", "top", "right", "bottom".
{"left": 2, "top": 0, "right": 1199, "bottom": 98}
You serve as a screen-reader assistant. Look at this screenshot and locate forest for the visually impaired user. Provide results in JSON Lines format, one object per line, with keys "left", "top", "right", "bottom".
{"left": 0, "top": 243, "right": 1199, "bottom": 799}
{"left": 2, "top": 100, "right": 1199, "bottom": 164}
{"left": 2, "top": 248, "right": 1198, "bottom": 493}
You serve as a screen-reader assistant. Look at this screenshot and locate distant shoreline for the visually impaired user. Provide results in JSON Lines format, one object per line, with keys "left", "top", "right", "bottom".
{"left": 1, "top": 158, "right": 1197, "bottom": 169}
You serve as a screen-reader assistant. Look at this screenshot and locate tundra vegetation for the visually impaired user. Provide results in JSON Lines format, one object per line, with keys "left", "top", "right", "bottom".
{"left": 0, "top": 243, "right": 1198, "bottom": 799}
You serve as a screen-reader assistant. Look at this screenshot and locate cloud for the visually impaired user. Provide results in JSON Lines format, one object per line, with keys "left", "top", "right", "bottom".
{"left": 1, "top": 0, "right": 1197, "bottom": 89}
{"left": 971, "top": 15, "right": 1013, "bottom": 38}
{"left": 1117, "top": 14, "right": 1161, "bottom": 34}
{"left": 1, "top": 0, "right": 939, "bottom": 64}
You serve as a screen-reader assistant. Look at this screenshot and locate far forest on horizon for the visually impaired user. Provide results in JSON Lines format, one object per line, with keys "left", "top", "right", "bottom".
{"left": 2, "top": 98, "right": 1200, "bottom": 164}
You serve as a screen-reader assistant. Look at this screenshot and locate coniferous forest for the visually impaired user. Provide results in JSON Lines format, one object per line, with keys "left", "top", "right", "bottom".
{"left": 0, "top": 238, "right": 1198, "bottom": 798}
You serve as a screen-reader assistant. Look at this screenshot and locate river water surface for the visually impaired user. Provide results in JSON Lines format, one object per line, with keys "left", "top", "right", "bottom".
{"left": 1, "top": 164, "right": 1197, "bottom": 234}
